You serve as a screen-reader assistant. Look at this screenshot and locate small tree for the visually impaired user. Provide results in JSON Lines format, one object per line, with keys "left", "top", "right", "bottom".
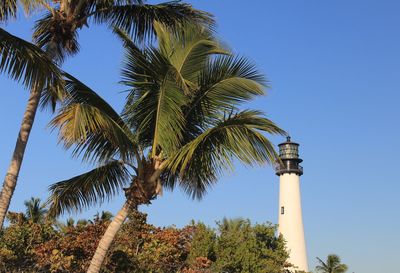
{"left": 0, "top": 214, "right": 55, "bottom": 271}
{"left": 212, "top": 218, "right": 289, "bottom": 273}
{"left": 24, "top": 197, "right": 48, "bottom": 224}
{"left": 186, "top": 222, "right": 216, "bottom": 266}
{"left": 316, "top": 254, "right": 348, "bottom": 273}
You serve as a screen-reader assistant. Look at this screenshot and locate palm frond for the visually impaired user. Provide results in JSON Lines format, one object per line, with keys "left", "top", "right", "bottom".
{"left": 126, "top": 72, "right": 186, "bottom": 156}
{"left": 49, "top": 73, "right": 137, "bottom": 163}
{"left": 117, "top": 29, "right": 187, "bottom": 155}
{"left": 194, "top": 55, "right": 267, "bottom": 114}
{"left": 153, "top": 21, "right": 228, "bottom": 83}
{"left": 94, "top": 1, "right": 214, "bottom": 41}
{"left": 0, "top": 27, "right": 64, "bottom": 98}
{"left": 47, "top": 160, "right": 130, "bottom": 216}
{"left": 336, "top": 264, "right": 349, "bottom": 273}
{"left": 33, "top": 12, "right": 80, "bottom": 62}
{"left": 115, "top": 27, "right": 162, "bottom": 84}
{"left": 62, "top": 73, "right": 124, "bottom": 122}
{"left": 0, "top": 0, "right": 17, "bottom": 21}
{"left": 315, "top": 257, "right": 329, "bottom": 272}
{"left": 181, "top": 55, "right": 267, "bottom": 142}
{"left": 19, "top": 0, "right": 49, "bottom": 15}
{"left": 164, "top": 110, "right": 285, "bottom": 199}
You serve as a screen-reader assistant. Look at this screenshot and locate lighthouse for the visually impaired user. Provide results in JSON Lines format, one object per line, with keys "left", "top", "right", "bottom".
{"left": 276, "top": 136, "right": 308, "bottom": 272}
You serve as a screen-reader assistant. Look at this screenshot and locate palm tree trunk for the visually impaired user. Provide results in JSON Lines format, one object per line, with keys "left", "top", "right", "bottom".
{"left": 0, "top": 87, "right": 42, "bottom": 228}
{"left": 87, "top": 201, "right": 130, "bottom": 273}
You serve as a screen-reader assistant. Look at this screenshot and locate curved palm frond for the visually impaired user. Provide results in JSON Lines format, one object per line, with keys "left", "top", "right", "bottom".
{"left": 116, "top": 28, "right": 186, "bottom": 155}
{"left": 164, "top": 110, "right": 285, "bottom": 199}
{"left": 19, "top": 0, "right": 50, "bottom": 14}
{"left": 189, "top": 55, "right": 267, "bottom": 118}
{"left": 335, "top": 265, "right": 348, "bottom": 273}
{"left": 153, "top": 21, "right": 228, "bottom": 83}
{"left": 94, "top": 0, "right": 214, "bottom": 41}
{"left": 49, "top": 73, "right": 137, "bottom": 163}
{"left": 181, "top": 55, "right": 267, "bottom": 143}
{"left": 47, "top": 160, "right": 130, "bottom": 217}
{"left": 115, "top": 27, "right": 165, "bottom": 85}
{"left": 315, "top": 257, "right": 329, "bottom": 272}
{"left": 63, "top": 73, "right": 125, "bottom": 122}
{"left": 0, "top": 0, "right": 17, "bottom": 21}
{"left": 0, "top": 27, "right": 64, "bottom": 97}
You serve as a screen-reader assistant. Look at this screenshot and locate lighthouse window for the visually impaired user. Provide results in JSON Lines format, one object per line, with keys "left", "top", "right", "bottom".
{"left": 281, "top": 206, "right": 285, "bottom": 214}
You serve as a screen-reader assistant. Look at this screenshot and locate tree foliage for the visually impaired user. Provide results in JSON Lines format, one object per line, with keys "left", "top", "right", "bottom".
{"left": 212, "top": 218, "right": 289, "bottom": 273}
{"left": 0, "top": 207, "right": 291, "bottom": 273}
{"left": 315, "top": 254, "right": 348, "bottom": 273}
{"left": 0, "top": 216, "right": 55, "bottom": 271}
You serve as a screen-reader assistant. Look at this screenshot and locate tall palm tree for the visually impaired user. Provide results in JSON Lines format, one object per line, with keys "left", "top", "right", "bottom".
{"left": 0, "top": 0, "right": 214, "bottom": 229}
{"left": 0, "top": 28, "right": 65, "bottom": 228}
{"left": 316, "top": 254, "right": 348, "bottom": 273}
{"left": 24, "top": 197, "right": 48, "bottom": 223}
{"left": 47, "top": 23, "right": 285, "bottom": 272}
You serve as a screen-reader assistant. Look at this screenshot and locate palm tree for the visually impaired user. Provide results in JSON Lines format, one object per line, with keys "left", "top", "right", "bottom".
{"left": 316, "top": 254, "right": 348, "bottom": 273}
{"left": 24, "top": 197, "right": 48, "bottom": 223}
{"left": 94, "top": 211, "right": 114, "bottom": 222}
{"left": 47, "top": 23, "right": 285, "bottom": 272}
{"left": 55, "top": 217, "right": 89, "bottom": 232}
{"left": 0, "top": 0, "right": 214, "bottom": 229}
{"left": 0, "top": 28, "right": 65, "bottom": 228}
{"left": 219, "top": 218, "right": 249, "bottom": 233}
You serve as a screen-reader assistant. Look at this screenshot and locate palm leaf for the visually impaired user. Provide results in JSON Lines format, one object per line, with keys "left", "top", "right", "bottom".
{"left": 192, "top": 55, "right": 267, "bottom": 116}
{"left": 117, "top": 29, "right": 186, "bottom": 155}
{"left": 49, "top": 73, "right": 137, "bottom": 163}
{"left": 181, "top": 55, "right": 267, "bottom": 142}
{"left": 164, "top": 110, "right": 285, "bottom": 199}
{"left": 154, "top": 21, "right": 228, "bottom": 83}
{"left": 94, "top": 1, "right": 214, "bottom": 41}
{"left": 316, "top": 257, "right": 329, "bottom": 272}
{"left": 115, "top": 27, "right": 163, "bottom": 84}
{"left": 0, "top": 27, "right": 64, "bottom": 98}
{"left": 0, "top": 0, "right": 17, "bottom": 21}
{"left": 19, "top": 0, "right": 49, "bottom": 15}
{"left": 47, "top": 160, "right": 130, "bottom": 216}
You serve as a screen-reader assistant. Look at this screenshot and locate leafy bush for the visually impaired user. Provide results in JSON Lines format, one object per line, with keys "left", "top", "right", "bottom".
{"left": 0, "top": 210, "right": 290, "bottom": 273}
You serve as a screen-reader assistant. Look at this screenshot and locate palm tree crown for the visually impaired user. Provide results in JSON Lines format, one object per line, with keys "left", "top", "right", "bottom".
{"left": 24, "top": 197, "right": 48, "bottom": 224}
{"left": 46, "top": 23, "right": 285, "bottom": 272}
{"left": 48, "top": 23, "right": 285, "bottom": 215}
{"left": 316, "top": 254, "right": 348, "bottom": 273}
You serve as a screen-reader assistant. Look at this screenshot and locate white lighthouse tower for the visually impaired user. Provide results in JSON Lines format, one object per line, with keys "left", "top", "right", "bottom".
{"left": 276, "top": 136, "right": 308, "bottom": 272}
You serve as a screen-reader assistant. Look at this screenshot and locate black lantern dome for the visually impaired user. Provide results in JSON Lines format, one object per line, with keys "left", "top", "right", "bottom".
{"left": 276, "top": 136, "right": 303, "bottom": 176}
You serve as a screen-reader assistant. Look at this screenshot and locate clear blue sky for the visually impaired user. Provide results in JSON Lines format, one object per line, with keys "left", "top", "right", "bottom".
{"left": 1, "top": 1, "right": 399, "bottom": 272}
